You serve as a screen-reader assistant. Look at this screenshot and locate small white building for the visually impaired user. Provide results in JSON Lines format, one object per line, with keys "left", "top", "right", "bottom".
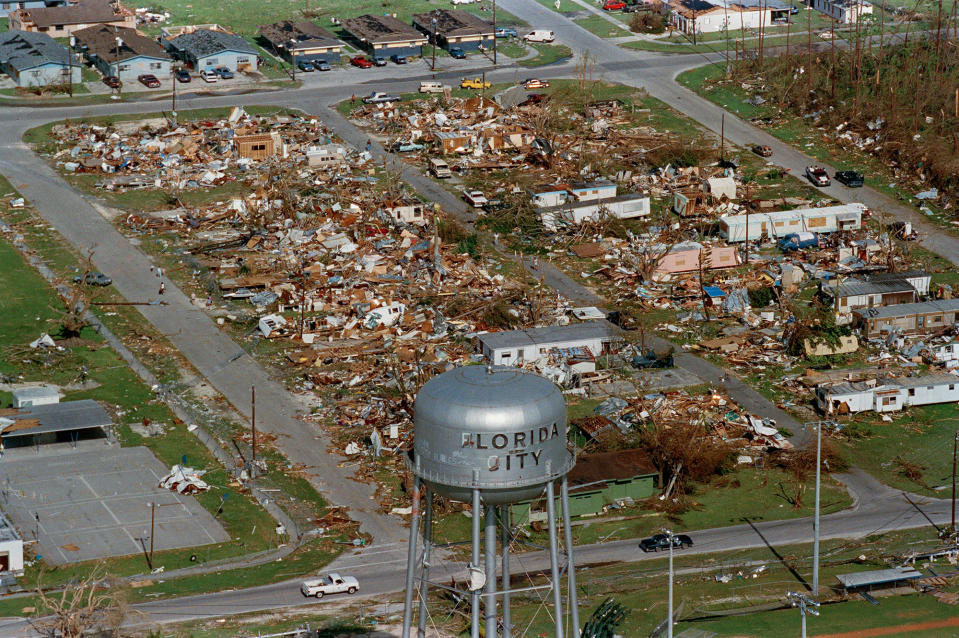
{"left": 12, "top": 386, "right": 59, "bottom": 408}
{"left": 720, "top": 203, "right": 865, "bottom": 243}
{"left": 0, "top": 512, "right": 23, "bottom": 575}
{"left": 529, "top": 180, "right": 619, "bottom": 208}
{"left": 816, "top": 374, "right": 959, "bottom": 415}
{"left": 811, "top": 0, "right": 873, "bottom": 23}
{"left": 383, "top": 202, "right": 428, "bottom": 226}
{"left": 540, "top": 193, "right": 651, "bottom": 231}
{"left": 929, "top": 342, "right": 959, "bottom": 364}
{"left": 478, "top": 320, "right": 622, "bottom": 366}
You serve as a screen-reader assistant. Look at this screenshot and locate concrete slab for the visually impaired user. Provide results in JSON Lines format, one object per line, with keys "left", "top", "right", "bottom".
{"left": 0, "top": 445, "right": 228, "bottom": 565}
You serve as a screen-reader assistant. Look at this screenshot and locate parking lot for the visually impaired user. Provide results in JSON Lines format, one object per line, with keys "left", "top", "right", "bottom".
{"left": 0, "top": 444, "right": 229, "bottom": 565}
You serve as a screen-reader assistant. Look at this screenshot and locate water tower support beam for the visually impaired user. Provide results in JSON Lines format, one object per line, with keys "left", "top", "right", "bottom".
{"left": 561, "top": 476, "right": 581, "bottom": 637}
{"left": 545, "top": 478, "right": 565, "bottom": 638}
{"left": 500, "top": 504, "right": 512, "bottom": 638}
{"left": 417, "top": 486, "right": 433, "bottom": 638}
{"left": 401, "top": 477, "right": 422, "bottom": 638}
{"left": 484, "top": 503, "right": 498, "bottom": 634}
{"left": 471, "top": 484, "right": 482, "bottom": 638}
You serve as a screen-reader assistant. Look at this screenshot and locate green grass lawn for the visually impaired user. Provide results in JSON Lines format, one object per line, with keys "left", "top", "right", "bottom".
{"left": 496, "top": 40, "right": 529, "bottom": 58}
{"left": 574, "top": 14, "right": 632, "bottom": 38}
{"left": 519, "top": 42, "right": 574, "bottom": 67}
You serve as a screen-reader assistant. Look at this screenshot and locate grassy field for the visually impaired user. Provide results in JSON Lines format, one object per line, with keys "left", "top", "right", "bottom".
{"left": 574, "top": 14, "right": 632, "bottom": 38}
{"left": 519, "top": 42, "right": 574, "bottom": 67}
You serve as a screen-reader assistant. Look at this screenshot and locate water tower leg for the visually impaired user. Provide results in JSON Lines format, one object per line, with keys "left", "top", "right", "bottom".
{"left": 402, "top": 477, "right": 422, "bottom": 638}
{"left": 500, "top": 504, "right": 512, "bottom": 638}
{"left": 417, "top": 487, "right": 433, "bottom": 638}
{"left": 471, "top": 487, "right": 481, "bottom": 638}
{"left": 484, "top": 503, "right": 497, "bottom": 635}
{"left": 545, "top": 479, "right": 565, "bottom": 638}
{"left": 561, "top": 476, "right": 581, "bottom": 637}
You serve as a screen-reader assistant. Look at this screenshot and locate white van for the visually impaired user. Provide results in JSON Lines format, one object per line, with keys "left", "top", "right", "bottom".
{"left": 429, "top": 158, "right": 452, "bottom": 178}
{"left": 419, "top": 81, "right": 448, "bottom": 94}
{"left": 525, "top": 29, "right": 555, "bottom": 43}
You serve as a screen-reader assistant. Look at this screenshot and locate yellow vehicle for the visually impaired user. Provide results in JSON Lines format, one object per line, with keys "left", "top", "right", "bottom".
{"left": 460, "top": 77, "right": 491, "bottom": 89}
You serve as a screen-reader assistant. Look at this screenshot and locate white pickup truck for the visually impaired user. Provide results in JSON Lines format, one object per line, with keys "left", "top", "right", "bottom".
{"left": 300, "top": 573, "right": 360, "bottom": 598}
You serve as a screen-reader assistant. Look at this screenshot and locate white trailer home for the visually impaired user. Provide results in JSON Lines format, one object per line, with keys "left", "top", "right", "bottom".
{"left": 478, "top": 321, "right": 621, "bottom": 366}
{"left": 720, "top": 203, "right": 865, "bottom": 243}
{"left": 539, "top": 193, "right": 650, "bottom": 231}
{"left": 816, "top": 374, "right": 959, "bottom": 415}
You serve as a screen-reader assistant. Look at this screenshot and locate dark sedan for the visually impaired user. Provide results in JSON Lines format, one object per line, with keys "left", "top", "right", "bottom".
{"left": 835, "top": 170, "right": 864, "bottom": 187}
{"left": 175, "top": 69, "right": 191, "bottom": 83}
{"left": 73, "top": 272, "right": 112, "bottom": 286}
{"left": 137, "top": 74, "right": 161, "bottom": 88}
{"left": 639, "top": 533, "right": 693, "bottom": 552}
{"left": 103, "top": 75, "right": 121, "bottom": 89}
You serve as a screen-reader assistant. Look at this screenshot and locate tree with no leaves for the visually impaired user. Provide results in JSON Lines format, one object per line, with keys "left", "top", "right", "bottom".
{"left": 31, "top": 564, "right": 129, "bottom": 638}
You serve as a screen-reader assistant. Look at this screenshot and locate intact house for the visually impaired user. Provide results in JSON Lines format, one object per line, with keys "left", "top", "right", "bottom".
{"left": 663, "top": 0, "right": 791, "bottom": 35}
{"left": 9, "top": 0, "right": 134, "bottom": 36}
{"left": 340, "top": 14, "right": 427, "bottom": 58}
{"left": 651, "top": 241, "right": 741, "bottom": 281}
{"left": 477, "top": 320, "right": 622, "bottom": 366}
{"left": 854, "top": 299, "right": 959, "bottom": 338}
{"left": 811, "top": 0, "right": 872, "bottom": 23}
{"left": 0, "top": 30, "right": 80, "bottom": 87}
{"left": 529, "top": 180, "right": 649, "bottom": 231}
{"left": 72, "top": 24, "right": 170, "bottom": 82}
{"left": 720, "top": 203, "right": 866, "bottom": 243}
{"left": 411, "top": 9, "right": 494, "bottom": 52}
{"left": 0, "top": 0, "right": 67, "bottom": 19}
{"left": 164, "top": 28, "right": 258, "bottom": 73}
{"left": 816, "top": 374, "right": 959, "bottom": 415}
{"left": 819, "top": 271, "right": 929, "bottom": 320}
{"left": 258, "top": 20, "right": 341, "bottom": 64}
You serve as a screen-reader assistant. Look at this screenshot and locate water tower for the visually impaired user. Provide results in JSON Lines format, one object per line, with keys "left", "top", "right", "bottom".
{"left": 401, "top": 365, "right": 580, "bottom": 638}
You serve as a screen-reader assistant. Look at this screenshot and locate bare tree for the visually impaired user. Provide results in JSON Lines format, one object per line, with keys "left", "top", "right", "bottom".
{"left": 31, "top": 564, "right": 129, "bottom": 638}
{"left": 52, "top": 248, "right": 103, "bottom": 339}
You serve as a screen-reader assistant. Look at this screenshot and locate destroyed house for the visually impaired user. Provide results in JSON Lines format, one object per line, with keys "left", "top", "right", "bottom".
{"left": 854, "top": 299, "right": 959, "bottom": 338}
{"left": 73, "top": 24, "right": 170, "bottom": 82}
{"left": 819, "top": 274, "right": 923, "bottom": 313}
{"left": 539, "top": 192, "right": 651, "bottom": 232}
{"left": 258, "top": 20, "right": 341, "bottom": 64}
{"left": 652, "top": 242, "right": 740, "bottom": 281}
{"left": 383, "top": 199, "right": 428, "bottom": 226}
{"left": 530, "top": 180, "right": 618, "bottom": 208}
{"left": 811, "top": 0, "right": 872, "bottom": 23}
{"left": 815, "top": 374, "right": 959, "bottom": 414}
{"left": 0, "top": 30, "right": 79, "bottom": 87}
{"left": 663, "top": 0, "right": 790, "bottom": 34}
{"left": 720, "top": 203, "right": 865, "bottom": 242}
{"left": 411, "top": 9, "right": 494, "bottom": 52}
{"left": 234, "top": 132, "right": 280, "bottom": 159}
{"left": 9, "top": 0, "right": 134, "bottom": 36}
{"left": 340, "top": 14, "right": 427, "bottom": 58}
{"left": 478, "top": 320, "right": 621, "bottom": 366}
{"left": 165, "top": 28, "right": 258, "bottom": 73}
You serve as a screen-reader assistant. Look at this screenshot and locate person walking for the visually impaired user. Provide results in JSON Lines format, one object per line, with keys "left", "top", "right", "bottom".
{"left": 159, "top": 282, "right": 165, "bottom": 295}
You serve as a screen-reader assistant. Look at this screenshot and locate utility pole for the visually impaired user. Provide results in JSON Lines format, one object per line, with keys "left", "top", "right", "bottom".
{"left": 787, "top": 591, "right": 820, "bottom": 638}
{"left": 813, "top": 421, "right": 822, "bottom": 596}
{"left": 431, "top": 17, "right": 437, "bottom": 71}
{"left": 493, "top": 0, "right": 497, "bottom": 65}
{"left": 666, "top": 528, "right": 674, "bottom": 638}
{"left": 114, "top": 25, "right": 121, "bottom": 98}
{"left": 250, "top": 385, "right": 257, "bottom": 483}
{"left": 171, "top": 65, "right": 176, "bottom": 116}
{"left": 149, "top": 501, "right": 156, "bottom": 569}
{"left": 952, "top": 430, "right": 958, "bottom": 538}
{"left": 720, "top": 112, "right": 725, "bottom": 162}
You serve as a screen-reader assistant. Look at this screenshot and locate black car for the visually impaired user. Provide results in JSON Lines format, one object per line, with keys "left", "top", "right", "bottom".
{"left": 449, "top": 46, "right": 466, "bottom": 59}
{"left": 639, "top": 533, "right": 693, "bottom": 552}
{"left": 835, "top": 170, "right": 864, "bottom": 187}
{"left": 390, "top": 54, "right": 407, "bottom": 64}
{"left": 73, "top": 272, "right": 112, "bottom": 286}
{"left": 175, "top": 69, "right": 191, "bottom": 83}
{"left": 297, "top": 60, "right": 315, "bottom": 72}
{"left": 103, "top": 75, "right": 121, "bottom": 89}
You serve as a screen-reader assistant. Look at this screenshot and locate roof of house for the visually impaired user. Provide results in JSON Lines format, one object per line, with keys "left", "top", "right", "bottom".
{"left": 411, "top": 9, "right": 493, "bottom": 37}
{"left": 168, "top": 28, "right": 256, "bottom": 58}
{"left": 0, "top": 398, "right": 112, "bottom": 438}
{"left": 821, "top": 373, "right": 959, "bottom": 396}
{"left": 537, "top": 192, "right": 648, "bottom": 213}
{"left": 567, "top": 448, "right": 658, "bottom": 486}
{"left": 478, "top": 320, "right": 621, "bottom": 352}
{"left": 0, "top": 30, "right": 71, "bottom": 71}
{"left": 258, "top": 20, "right": 340, "bottom": 51}
{"left": 822, "top": 277, "right": 917, "bottom": 299}
{"left": 73, "top": 24, "right": 169, "bottom": 61}
{"left": 860, "top": 270, "right": 929, "bottom": 284}
{"left": 721, "top": 203, "right": 867, "bottom": 226}
{"left": 12, "top": 0, "right": 130, "bottom": 28}
{"left": 340, "top": 14, "right": 427, "bottom": 45}
{"left": 854, "top": 298, "right": 959, "bottom": 320}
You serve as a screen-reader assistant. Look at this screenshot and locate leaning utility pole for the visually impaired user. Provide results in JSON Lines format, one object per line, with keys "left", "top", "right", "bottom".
{"left": 813, "top": 421, "right": 822, "bottom": 596}
{"left": 952, "top": 430, "right": 958, "bottom": 538}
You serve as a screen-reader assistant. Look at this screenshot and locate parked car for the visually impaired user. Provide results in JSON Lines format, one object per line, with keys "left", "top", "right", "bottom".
{"left": 496, "top": 27, "right": 518, "bottom": 38}
{"left": 525, "top": 29, "right": 555, "bottom": 43}
{"left": 751, "top": 144, "right": 773, "bottom": 157}
{"left": 363, "top": 91, "right": 401, "bottom": 104}
{"left": 835, "top": 170, "right": 864, "bottom": 187}
{"left": 419, "top": 81, "right": 449, "bottom": 93}
{"left": 523, "top": 78, "right": 549, "bottom": 89}
{"left": 103, "top": 75, "right": 121, "bottom": 89}
{"left": 778, "top": 231, "right": 820, "bottom": 252}
{"left": 623, "top": 2, "right": 646, "bottom": 11}
{"left": 603, "top": 0, "right": 626, "bottom": 9}
{"left": 631, "top": 347, "right": 674, "bottom": 369}
{"left": 460, "top": 76, "right": 491, "bottom": 89}
{"left": 805, "top": 165, "right": 831, "bottom": 187}
{"left": 174, "top": 68, "right": 191, "bottom": 83}
{"left": 448, "top": 46, "right": 466, "bottom": 59}
{"left": 73, "top": 272, "right": 112, "bottom": 286}
{"left": 315, "top": 61, "right": 331, "bottom": 71}
{"left": 137, "top": 74, "right": 161, "bottom": 88}
{"left": 639, "top": 533, "right": 693, "bottom": 552}
{"left": 520, "top": 93, "right": 548, "bottom": 106}
{"left": 300, "top": 573, "right": 359, "bottom": 598}
{"left": 462, "top": 189, "right": 488, "bottom": 207}
{"left": 373, "top": 57, "right": 387, "bottom": 67}
{"left": 350, "top": 56, "right": 373, "bottom": 68}
{"left": 199, "top": 69, "right": 218, "bottom": 83}
{"left": 429, "top": 158, "right": 452, "bottom": 178}
{"left": 390, "top": 54, "right": 407, "bottom": 64}
{"left": 451, "top": 0, "right": 478, "bottom": 4}
{"left": 388, "top": 141, "right": 425, "bottom": 152}
{"left": 297, "top": 60, "right": 315, "bottom": 72}
{"left": 215, "top": 67, "right": 234, "bottom": 79}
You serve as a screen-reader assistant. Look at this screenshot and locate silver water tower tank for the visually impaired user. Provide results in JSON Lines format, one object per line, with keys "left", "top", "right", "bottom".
{"left": 402, "top": 365, "right": 581, "bottom": 638}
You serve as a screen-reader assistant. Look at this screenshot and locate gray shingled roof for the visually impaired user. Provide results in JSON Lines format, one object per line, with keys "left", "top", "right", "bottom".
{"left": 0, "top": 30, "right": 71, "bottom": 72}
{"left": 169, "top": 29, "right": 256, "bottom": 58}
{"left": 855, "top": 298, "right": 959, "bottom": 320}
{"left": 411, "top": 9, "right": 493, "bottom": 38}
{"left": 258, "top": 20, "right": 340, "bottom": 51}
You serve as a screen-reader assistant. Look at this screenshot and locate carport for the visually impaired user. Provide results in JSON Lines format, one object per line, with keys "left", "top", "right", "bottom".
{"left": 0, "top": 399, "right": 112, "bottom": 451}
{"left": 836, "top": 566, "right": 922, "bottom": 603}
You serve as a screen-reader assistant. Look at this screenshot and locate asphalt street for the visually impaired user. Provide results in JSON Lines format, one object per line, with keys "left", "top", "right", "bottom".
{"left": 0, "top": 11, "right": 957, "bottom": 630}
